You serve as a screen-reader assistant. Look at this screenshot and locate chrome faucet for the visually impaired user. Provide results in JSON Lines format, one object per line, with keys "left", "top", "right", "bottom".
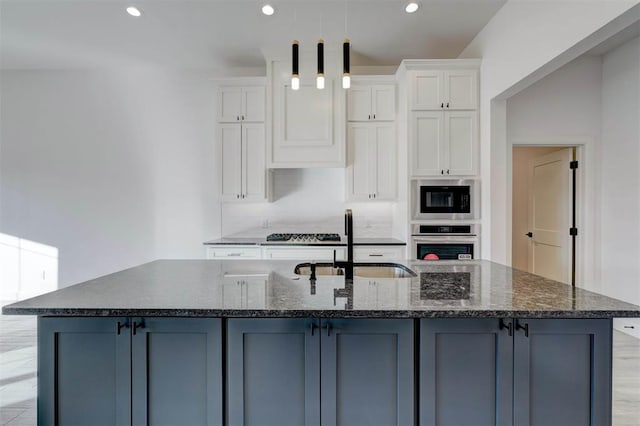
{"left": 333, "top": 209, "right": 354, "bottom": 280}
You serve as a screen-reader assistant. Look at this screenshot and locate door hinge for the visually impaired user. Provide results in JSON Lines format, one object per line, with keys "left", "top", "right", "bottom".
{"left": 570, "top": 160, "right": 578, "bottom": 170}
{"left": 569, "top": 227, "right": 578, "bottom": 236}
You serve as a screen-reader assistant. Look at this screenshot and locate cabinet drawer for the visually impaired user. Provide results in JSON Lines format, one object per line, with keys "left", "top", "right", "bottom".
{"left": 263, "top": 247, "right": 346, "bottom": 261}
{"left": 206, "top": 246, "right": 262, "bottom": 259}
{"left": 353, "top": 246, "right": 404, "bottom": 261}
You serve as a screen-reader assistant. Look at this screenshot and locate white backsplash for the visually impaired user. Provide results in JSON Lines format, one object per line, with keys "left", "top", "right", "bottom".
{"left": 221, "top": 168, "right": 395, "bottom": 238}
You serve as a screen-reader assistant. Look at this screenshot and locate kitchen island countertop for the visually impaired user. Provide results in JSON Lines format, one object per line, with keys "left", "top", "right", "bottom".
{"left": 3, "top": 259, "right": 640, "bottom": 319}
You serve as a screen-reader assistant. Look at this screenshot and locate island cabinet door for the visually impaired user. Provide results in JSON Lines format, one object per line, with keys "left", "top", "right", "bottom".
{"left": 38, "top": 317, "right": 132, "bottom": 426}
{"left": 320, "top": 319, "right": 414, "bottom": 426}
{"left": 227, "top": 318, "right": 320, "bottom": 426}
{"left": 419, "top": 318, "right": 514, "bottom": 426}
{"left": 512, "top": 318, "right": 612, "bottom": 426}
{"left": 131, "top": 318, "right": 222, "bottom": 426}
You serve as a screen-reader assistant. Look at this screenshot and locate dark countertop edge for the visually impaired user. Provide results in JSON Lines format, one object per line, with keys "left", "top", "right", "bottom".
{"left": 4, "top": 307, "right": 639, "bottom": 319}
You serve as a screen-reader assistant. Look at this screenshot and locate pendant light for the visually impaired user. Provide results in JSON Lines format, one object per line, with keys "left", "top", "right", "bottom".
{"left": 317, "top": 39, "right": 325, "bottom": 89}
{"left": 291, "top": 40, "right": 300, "bottom": 91}
{"left": 342, "top": 39, "right": 350, "bottom": 89}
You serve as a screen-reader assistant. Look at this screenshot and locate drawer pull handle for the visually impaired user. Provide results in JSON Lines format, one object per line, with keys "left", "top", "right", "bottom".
{"left": 227, "top": 253, "right": 242, "bottom": 257}
{"left": 368, "top": 254, "right": 384, "bottom": 257}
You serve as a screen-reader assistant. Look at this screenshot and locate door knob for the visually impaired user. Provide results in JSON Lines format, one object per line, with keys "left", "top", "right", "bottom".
{"left": 525, "top": 232, "right": 533, "bottom": 238}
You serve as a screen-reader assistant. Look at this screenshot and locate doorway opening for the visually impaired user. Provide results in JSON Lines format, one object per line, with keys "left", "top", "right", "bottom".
{"left": 512, "top": 146, "right": 578, "bottom": 285}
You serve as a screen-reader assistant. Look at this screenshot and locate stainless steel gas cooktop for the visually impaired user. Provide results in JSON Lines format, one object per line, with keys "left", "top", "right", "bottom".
{"left": 265, "top": 233, "right": 341, "bottom": 243}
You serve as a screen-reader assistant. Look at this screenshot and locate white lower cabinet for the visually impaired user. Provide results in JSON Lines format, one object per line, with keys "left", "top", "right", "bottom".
{"left": 221, "top": 275, "right": 268, "bottom": 309}
{"left": 263, "top": 247, "right": 346, "bottom": 261}
{"left": 206, "top": 246, "right": 262, "bottom": 260}
{"left": 353, "top": 246, "right": 405, "bottom": 261}
{"left": 347, "top": 122, "right": 396, "bottom": 201}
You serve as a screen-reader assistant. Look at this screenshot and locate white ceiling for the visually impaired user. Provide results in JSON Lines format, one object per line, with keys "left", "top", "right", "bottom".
{"left": 0, "top": 0, "right": 506, "bottom": 71}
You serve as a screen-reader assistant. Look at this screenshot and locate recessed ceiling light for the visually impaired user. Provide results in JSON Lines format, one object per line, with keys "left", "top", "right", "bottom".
{"left": 262, "top": 4, "right": 275, "bottom": 16}
{"left": 405, "top": 2, "right": 419, "bottom": 13}
{"left": 126, "top": 6, "right": 142, "bottom": 17}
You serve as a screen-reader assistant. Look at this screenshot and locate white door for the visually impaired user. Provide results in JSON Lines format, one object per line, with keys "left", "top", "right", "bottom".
{"left": 242, "top": 123, "right": 266, "bottom": 201}
{"left": 444, "top": 70, "right": 478, "bottom": 110}
{"left": 347, "top": 86, "right": 372, "bottom": 121}
{"left": 220, "top": 124, "right": 242, "bottom": 201}
{"left": 218, "top": 87, "right": 243, "bottom": 122}
{"left": 241, "top": 87, "right": 265, "bottom": 122}
{"left": 412, "top": 71, "right": 443, "bottom": 110}
{"left": 528, "top": 148, "right": 573, "bottom": 284}
{"left": 446, "top": 111, "right": 477, "bottom": 176}
{"left": 411, "top": 111, "right": 444, "bottom": 176}
{"left": 347, "top": 123, "right": 373, "bottom": 201}
{"left": 373, "top": 124, "right": 396, "bottom": 200}
{"left": 371, "top": 85, "right": 395, "bottom": 121}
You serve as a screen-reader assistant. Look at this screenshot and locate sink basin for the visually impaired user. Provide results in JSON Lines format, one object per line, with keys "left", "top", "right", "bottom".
{"left": 294, "top": 262, "right": 417, "bottom": 279}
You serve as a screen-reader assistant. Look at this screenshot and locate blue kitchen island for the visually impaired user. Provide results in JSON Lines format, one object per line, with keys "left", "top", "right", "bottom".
{"left": 3, "top": 259, "right": 640, "bottom": 426}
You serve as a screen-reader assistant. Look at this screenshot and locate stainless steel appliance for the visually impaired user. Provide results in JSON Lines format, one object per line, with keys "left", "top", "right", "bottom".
{"left": 412, "top": 179, "right": 479, "bottom": 220}
{"left": 412, "top": 224, "right": 479, "bottom": 260}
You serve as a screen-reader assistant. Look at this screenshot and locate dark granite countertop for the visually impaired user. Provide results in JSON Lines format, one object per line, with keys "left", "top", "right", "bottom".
{"left": 3, "top": 260, "right": 640, "bottom": 319}
{"left": 203, "top": 237, "right": 406, "bottom": 246}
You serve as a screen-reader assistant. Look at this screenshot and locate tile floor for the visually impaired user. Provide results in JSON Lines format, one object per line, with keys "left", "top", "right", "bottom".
{"left": 0, "top": 308, "right": 639, "bottom": 425}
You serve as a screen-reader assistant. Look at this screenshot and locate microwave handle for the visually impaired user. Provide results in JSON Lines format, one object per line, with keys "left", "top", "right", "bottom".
{"left": 461, "top": 194, "right": 470, "bottom": 210}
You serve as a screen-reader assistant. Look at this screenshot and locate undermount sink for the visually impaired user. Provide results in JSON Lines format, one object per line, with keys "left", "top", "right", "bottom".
{"left": 294, "top": 263, "right": 417, "bottom": 279}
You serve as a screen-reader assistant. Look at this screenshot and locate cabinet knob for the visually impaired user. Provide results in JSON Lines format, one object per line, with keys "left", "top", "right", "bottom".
{"left": 368, "top": 114, "right": 371, "bottom": 120}
{"left": 446, "top": 102, "right": 450, "bottom": 108}
{"left": 237, "top": 116, "right": 240, "bottom": 121}
{"left": 446, "top": 169, "right": 450, "bottom": 175}
{"left": 373, "top": 114, "right": 376, "bottom": 119}
{"left": 237, "top": 194, "right": 240, "bottom": 199}
{"left": 242, "top": 115, "right": 245, "bottom": 120}
{"left": 242, "top": 194, "right": 245, "bottom": 199}
{"left": 441, "top": 170, "right": 444, "bottom": 175}
{"left": 441, "top": 102, "right": 444, "bottom": 108}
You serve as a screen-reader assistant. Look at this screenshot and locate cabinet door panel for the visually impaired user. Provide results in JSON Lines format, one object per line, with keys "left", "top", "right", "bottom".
{"left": 242, "top": 86, "right": 265, "bottom": 122}
{"left": 227, "top": 319, "right": 320, "bottom": 426}
{"left": 444, "top": 70, "right": 477, "bottom": 110}
{"left": 347, "top": 86, "right": 372, "bottom": 121}
{"left": 446, "top": 111, "right": 477, "bottom": 176}
{"left": 420, "top": 318, "right": 513, "bottom": 426}
{"left": 132, "top": 318, "right": 222, "bottom": 426}
{"left": 374, "top": 123, "right": 396, "bottom": 200}
{"left": 218, "top": 87, "right": 243, "bottom": 122}
{"left": 321, "top": 319, "right": 414, "bottom": 426}
{"left": 220, "top": 124, "right": 242, "bottom": 201}
{"left": 513, "top": 319, "right": 611, "bottom": 426}
{"left": 242, "top": 123, "right": 266, "bottom": 201}
{"left": 412, "top": 71, "right": 443, "bottom": 110}
{"left": 347, "top": 124, "right": 372, "bottom": 201}
{"left": 412, "top": 112, "right": 444, "bottom": 176}
{"left": 38, "top": 317, "right": 131, "bottom": 426}
{"left": 372, "top": 85, "right": 395, "bottom": 120}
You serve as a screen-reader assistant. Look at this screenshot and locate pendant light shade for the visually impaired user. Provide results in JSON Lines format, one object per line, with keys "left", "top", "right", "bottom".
{"left": 342, "top": 39, "right": 350, "bottom": 89}
{"left": 291, "top": 40, "right": 300, "bottom": 91}
{"left": 317, "top": 39, "right": 325, "bottom": 89}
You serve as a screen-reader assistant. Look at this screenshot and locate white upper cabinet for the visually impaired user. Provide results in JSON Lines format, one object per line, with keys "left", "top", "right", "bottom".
{"left": 220, "top": 123, "right": 266, "bottom": 202}
{"left": 218, "top": 86, "right": 265, "bottom": 123}
{"left": 411, "top": 70, "right": 477, "bottom": 111}
{"left": 347, "top": 122, "right": 396, "bottom": 201}
{"left": 267, "top": 50, "right": 345, "bottom": 168}
{"left": 348, "top": 84, "right": 395, "bottom": 121}
{"left": 411, "top": 111, "right": 477, "bottom": 177}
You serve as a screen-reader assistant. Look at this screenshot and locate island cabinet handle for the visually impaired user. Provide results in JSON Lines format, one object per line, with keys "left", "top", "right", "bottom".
{"left": 116, "top": 320, "right": 129, "bottom": 335}
{"left": 499, "top": 319, "right": 513, "bottom": 336}
{"left": 516, "top": 320, "right": 529, "bottom": 337}
{"left": 323, "top": 322, "right": 333, "bottom": 337}
{"left": 310, "top": 321, "right": 319, "bottom": 336}
{"left": 132, "top": 319, "right": 145, "bottom": 336}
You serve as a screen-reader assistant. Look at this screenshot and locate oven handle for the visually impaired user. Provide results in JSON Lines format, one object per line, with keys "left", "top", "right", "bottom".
{"left": 413, "top": 236, "right": 479, "bottom": 243}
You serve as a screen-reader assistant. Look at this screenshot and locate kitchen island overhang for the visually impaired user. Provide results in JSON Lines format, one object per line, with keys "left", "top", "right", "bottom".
{"left": 3, "top": 259, "right": 639, "bottom": 426}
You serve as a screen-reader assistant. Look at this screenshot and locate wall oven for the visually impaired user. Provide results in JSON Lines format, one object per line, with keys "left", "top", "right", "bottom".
{"left": 412, "top": 179, "right": 479, "bottom": 220}
{"left": 412, "top": 224, "right": 479, "bottom": 260}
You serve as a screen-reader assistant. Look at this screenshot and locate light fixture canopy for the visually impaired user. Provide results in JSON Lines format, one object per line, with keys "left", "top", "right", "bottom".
{"left": 126, "top": 6, "right": 142, "bottom": 17}
{"left": 317, "top": 39, "right": 325, "bottom": 89}
{"left": 291, "top": 40, "right": 300, "bottom": 91}
{"left": 405, "top": 2, "right": 419, "bottom": 13}
{"left": 261, "top": 4, "right": 275, "bottom": 16}
{"left": 342, "top": 39, "right": 350, "bottom": 89}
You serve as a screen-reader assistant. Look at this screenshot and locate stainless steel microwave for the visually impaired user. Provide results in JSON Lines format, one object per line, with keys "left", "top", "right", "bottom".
{"left": 412, "top": 179, "right": 479, "bottom": 220}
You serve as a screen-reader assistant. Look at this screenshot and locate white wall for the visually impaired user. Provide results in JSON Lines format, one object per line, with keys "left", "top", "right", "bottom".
{"left": 506, "top": 55, "right": 603, "bottom": 290}
{"left": 459, "top": 0, "right": 639, "bottom": 263}
{"left": 0, "top": 69, "right": 219, "bottom": 287}
{"left": 600, "top": 36, "right": 640, "bottom": 335}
